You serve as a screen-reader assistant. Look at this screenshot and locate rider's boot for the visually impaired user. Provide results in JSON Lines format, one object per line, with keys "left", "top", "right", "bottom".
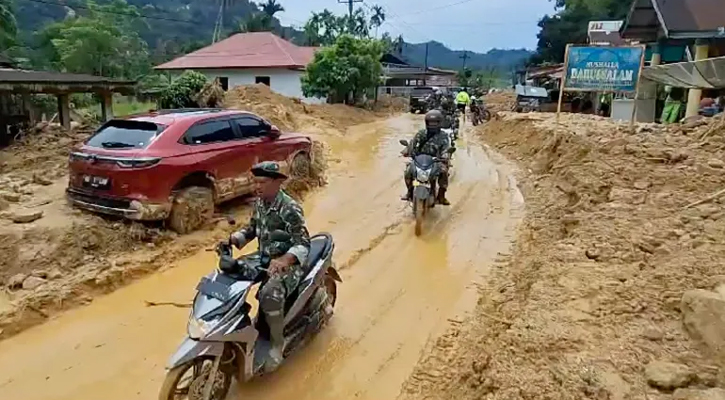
{"left": 437, "top": 188, "right": 451, "bottom": 206}
{"left": 401, "top": 186, "right": 413, "bottom": 201}
{"left": 264, "top": 312, "right": 285, "bottom": 373}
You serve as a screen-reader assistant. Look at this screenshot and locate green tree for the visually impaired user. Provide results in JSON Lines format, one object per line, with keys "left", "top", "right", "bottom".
{"left": 369, "top": 5, "right": 385, "bottom": 37}
{"left": 301, "top": 35, "right": 384, "bottom": 104}
{"left": 239, "top": 0, "right": 284, "bottom": 33}
{"left": 0, "top": 0, "right": 17, "bottom": 49}
{"left": 303, "top": 7, "right": 373, "bottom": 46}
{"left": 158, "top": 70, "right": 208, "bottom": 108}
{"left": 531, "top": 0, "right": 631, "bottom": 64}
{"left": 303, "top": 9, "right": 345, "bottom": 46}
{"left": 37, "top": 0, "right": 150, "bottom": 78}
{"left": 259, "top": 0, "right": 284, "bottom": 17}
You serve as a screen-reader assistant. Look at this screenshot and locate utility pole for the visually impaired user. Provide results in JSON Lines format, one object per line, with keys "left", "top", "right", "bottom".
{"left": 423, "top": 42, "right": 429, "bottom": 86}
{"left": 338, "top": 0, "right": 363, "bottom": 32}
{"left": 460, "top": 51, "right": 470, "bottom": 70}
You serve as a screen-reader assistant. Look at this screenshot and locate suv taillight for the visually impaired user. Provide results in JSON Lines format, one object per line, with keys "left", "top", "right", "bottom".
{"left": 116, "top": 157, "right": 162, "bottom": 169}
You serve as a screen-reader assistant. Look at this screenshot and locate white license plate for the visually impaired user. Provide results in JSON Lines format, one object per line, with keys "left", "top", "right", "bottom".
{"left": 83, "top": 175, "right": 109, "bottom": 188}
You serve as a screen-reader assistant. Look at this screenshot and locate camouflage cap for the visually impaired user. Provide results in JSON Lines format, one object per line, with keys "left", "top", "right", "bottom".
{"left": 251, "top": 161, "right": 288, "bottom": 180}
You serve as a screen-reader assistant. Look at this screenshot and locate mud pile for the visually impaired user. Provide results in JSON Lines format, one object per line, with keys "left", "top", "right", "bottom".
{"left": 224, "top": 84, "right": 389, "bottom": 132}
{"left": 484, "top": 91, "right": 516, "bottom": 113}
{"left": 402, "top": 113, "right": 725, "bottom": 400}
{"left": 0, "top": 123, "right": 92, "bottom": 176}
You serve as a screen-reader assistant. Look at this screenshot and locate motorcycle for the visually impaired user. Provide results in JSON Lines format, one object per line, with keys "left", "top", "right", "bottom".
{"left": 471, "top": 101, "right": 492, "bottom": 126}
{"left": 159, "top": 227, "right": 342, "bottom": 400}
{"left": 400, "top": 139, "right": 456, "bottom": 236}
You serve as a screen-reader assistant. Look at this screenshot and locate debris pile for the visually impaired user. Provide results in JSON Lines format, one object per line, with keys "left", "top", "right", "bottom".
{"left": 402, "top": 112, "right": 725, "bottom": 400}
{"left": 483, "top": 90, "right": 516, "bottom": 113}
{"left": 224, "top": 84, "right": 380, "bottom": 131}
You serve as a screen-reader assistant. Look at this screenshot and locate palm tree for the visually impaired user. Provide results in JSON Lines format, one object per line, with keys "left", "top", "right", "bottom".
{"left": 369, "top": 5, "right": 385, "bottom": 37}
{"left": 259, "top": 0, "right": 284, "bottom": 17}
{"left": 0, "top": 0, "right": 17, "bottom": 49}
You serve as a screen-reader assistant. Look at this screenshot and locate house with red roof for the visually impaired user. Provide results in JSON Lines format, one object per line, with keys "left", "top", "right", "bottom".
{"left": 155, "top": 32, "right": 322, "bottom": 103}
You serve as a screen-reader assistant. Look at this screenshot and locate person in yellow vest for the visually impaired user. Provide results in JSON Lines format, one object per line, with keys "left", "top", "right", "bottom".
{"left": 455, "top": 88, "right": 471, "bottom": 115}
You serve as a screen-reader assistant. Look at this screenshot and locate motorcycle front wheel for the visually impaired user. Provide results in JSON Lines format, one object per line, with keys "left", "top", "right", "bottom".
{"left": 483, "top": 110, "right": 492, "bottom": 121}
{"left": 413, "top": 198, "right": 424, "bottom": 236}
{"left": 159, "top": 357, "right": 232, "bottom": 400}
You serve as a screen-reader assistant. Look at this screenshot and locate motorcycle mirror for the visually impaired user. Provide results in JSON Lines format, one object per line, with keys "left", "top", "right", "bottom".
{"left": 269, "top": 230, "right": 291, "bottom": 242}
{"left": 399, "top": 139, "right": 409, "bottom": 147}
{"left": 448, "top": 147, "right": 456, "bottom": 154}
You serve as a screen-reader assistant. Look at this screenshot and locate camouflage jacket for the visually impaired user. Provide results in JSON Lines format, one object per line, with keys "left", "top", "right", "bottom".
{"left": 406, "top": 129, "right": 451, "bottom": 159}
{"left": 232, "top": 190, "right": 310, "bottom": 265}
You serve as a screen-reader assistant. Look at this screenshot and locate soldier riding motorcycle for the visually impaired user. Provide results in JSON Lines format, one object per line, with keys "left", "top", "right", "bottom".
{"left": 401, "top": 110, "right": 452, "bottom": 206}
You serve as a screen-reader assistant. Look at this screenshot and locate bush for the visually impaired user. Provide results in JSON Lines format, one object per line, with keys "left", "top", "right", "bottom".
{"left": 158, "top": 71, "right": 208, "bottom": 109}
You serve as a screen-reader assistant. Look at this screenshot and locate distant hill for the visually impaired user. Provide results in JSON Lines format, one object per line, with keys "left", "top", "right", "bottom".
{"left": 401, "top": 41, "right": 532, "bottom": 71}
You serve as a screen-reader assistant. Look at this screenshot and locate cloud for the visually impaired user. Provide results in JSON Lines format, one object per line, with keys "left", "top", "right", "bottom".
{"left": 276, "top": 0, "right": 556, "bottom": 52}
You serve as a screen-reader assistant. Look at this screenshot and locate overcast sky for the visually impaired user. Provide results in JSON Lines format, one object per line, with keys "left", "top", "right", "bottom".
{"left": 276, "top": 0, "right": 556, "bottom": 53}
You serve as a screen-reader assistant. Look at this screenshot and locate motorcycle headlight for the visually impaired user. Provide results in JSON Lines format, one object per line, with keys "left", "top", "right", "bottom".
{"left": 416, "top": 168, "right": 430, "bottom": 183}
{"left": 187, "top": 316, "right": 213, "bottom": 339}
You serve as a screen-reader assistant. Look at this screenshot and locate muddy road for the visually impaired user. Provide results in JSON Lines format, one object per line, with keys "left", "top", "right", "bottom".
{"left": 0, "top": 115, "right": 523, "bottom": 400}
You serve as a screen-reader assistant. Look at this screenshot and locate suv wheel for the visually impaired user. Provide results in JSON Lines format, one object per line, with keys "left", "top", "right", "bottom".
{"left": 290, "top": 153, "right": 312, "bottom": 179}
{"left": 168, "top": 186, "right": 214, "bottom": 234}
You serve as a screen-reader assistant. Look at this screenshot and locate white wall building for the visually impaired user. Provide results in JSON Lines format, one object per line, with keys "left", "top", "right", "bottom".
{"left": 156, "top": 32, "right": 324, "bottom": 104}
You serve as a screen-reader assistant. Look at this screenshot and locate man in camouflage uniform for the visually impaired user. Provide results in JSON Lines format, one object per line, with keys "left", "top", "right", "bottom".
{"left": 440, "top": 95, "right": 458, "bottom": 130}
{"left": 426, "top": 89, "right": 443, "bottom": 111}
{"left": 401, "top": 110, "right": 452, "bottom": 205}
{"left": 230, "top": 161, "right": 310, "bottom": 372}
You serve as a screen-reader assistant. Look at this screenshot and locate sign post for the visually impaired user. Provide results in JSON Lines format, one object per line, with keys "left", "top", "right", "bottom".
{"left": 560, "top": 45, "right": 646, "bottom": 124}
{"left": 556, "top": 44, "right": 571, "bottom": 123}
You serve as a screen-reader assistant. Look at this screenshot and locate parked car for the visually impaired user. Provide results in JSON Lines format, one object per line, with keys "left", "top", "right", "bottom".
{"left": 67, "top": 109, "right": 312, "bottom": 233}
{"left": 409, "top": 86, "right": 435, "bottom": 114}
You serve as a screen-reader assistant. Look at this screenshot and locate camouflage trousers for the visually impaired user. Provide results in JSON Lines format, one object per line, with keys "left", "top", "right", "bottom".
{"left": 243, "top": 252, "right": 303, "bottom": 316}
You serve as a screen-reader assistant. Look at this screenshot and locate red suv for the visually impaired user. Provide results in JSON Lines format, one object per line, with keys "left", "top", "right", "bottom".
{"left": 67, "top": 109, "right": 312, "bottom": 233}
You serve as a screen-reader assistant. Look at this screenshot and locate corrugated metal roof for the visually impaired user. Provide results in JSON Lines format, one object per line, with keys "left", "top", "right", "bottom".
{"left": 623, "top": 0, "right": 725, "bottom": 40}
{"left": 657, "top": 0, "right": 725, "bottom": 34}
{"left": 155, "top": 32, "right": 317, "bottom": 70}
{"left": 0, "top": 68, "right": 135, "bottom": 85}
{"left": 642, "top": 55, "right": 725, "bottom": 88}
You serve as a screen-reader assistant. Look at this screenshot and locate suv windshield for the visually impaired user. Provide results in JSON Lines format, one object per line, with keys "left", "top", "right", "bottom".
{"left": 86, "top": 120, "right": 165, "bottom": 150}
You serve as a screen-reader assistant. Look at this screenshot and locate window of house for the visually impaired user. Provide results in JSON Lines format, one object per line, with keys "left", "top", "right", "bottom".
{"left": 218, "top": 77, "right": 229, "bottom": 91}
{"left": 255, "top": 76, "right": 271, "bottom": 86}
{"left": 234, "top": 116, "right": 267, "bottom": 138}
{"left": 184, "top": 120, "right": 236, "bottom": 144}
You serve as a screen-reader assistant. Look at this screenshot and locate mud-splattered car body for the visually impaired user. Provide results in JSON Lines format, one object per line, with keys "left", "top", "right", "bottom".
{"left": 67, "top": 109, "right": 311, "bottom": 222}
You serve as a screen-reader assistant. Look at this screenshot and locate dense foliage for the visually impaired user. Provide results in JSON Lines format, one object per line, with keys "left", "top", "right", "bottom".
{"left": 158, "top": 70, "right": 208, "bottom": 109}
{"left": 302, "top": 35, "right": 385, "bottom": 104}
{"left": 529, "top": 0, "right": 631, "bottom": 64}
{"left": 0, "top": 0, "right": 16, "bottom": 49}
{"left": 34, "top": 0, "right": 150, "bottom": 79}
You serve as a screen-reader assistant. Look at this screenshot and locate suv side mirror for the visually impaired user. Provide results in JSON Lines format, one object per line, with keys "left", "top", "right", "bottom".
{"left": 266, "top": 123, "right": 281, "bottom": 139}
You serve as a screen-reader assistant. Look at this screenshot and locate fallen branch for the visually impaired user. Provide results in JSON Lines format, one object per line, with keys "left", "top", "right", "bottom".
{"left": 144, "top": 300, "right": 191, "bottom": 308}
{"left": 480, "top": 311, "right": 514, "bottom": 325}
{"left": 699, "top": 112, "right": 725, "bottom": 142}
{"left": 682, "top": 187, "right": 725, "bottom": 209}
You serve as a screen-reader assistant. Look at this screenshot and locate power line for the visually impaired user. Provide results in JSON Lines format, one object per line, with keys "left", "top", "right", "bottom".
{"left": 363, "top": 1, "right": 429, "bottom": 42}
{"left": 393, "top": 0, "right": 478, "bottom": 18}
